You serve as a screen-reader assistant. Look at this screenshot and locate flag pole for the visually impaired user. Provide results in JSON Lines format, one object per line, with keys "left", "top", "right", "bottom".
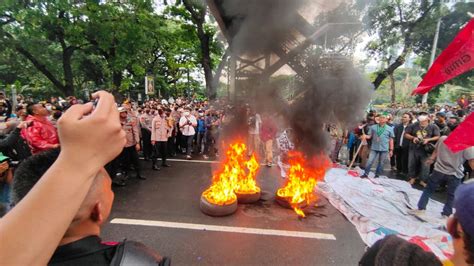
{"left": 422, "top": 18, "right": 441, "bottom": 104}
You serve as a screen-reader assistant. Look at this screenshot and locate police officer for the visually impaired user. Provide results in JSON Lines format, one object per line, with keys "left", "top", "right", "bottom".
{"left": 119, "top": 107, "right": 145, "bottom": 181}
{"left": 151, "top": 109, "right": 171, "bottom": 170}
{"left": 139, "top": 108, "right": 153, "bottom": 160}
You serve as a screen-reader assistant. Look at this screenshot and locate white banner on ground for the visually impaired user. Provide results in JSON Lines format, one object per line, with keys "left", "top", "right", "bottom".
{"left": 319, "top": 168, "right": 453, "bottom": 261}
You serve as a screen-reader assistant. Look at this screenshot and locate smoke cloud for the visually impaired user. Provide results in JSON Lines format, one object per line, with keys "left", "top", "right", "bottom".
{"left": 217, "top": 0, "right": 373, "bottom": 157}
{"left": 222, "top": 0, "right": 310, "bottom": 56}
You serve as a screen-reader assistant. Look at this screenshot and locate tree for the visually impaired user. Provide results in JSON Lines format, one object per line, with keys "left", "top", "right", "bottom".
{"left": 364, "top": 0, "right": 442, "bottom": 90}
{"left": 166, "top": 0, "right": 226, "bottom": 100}
{"left": 414, "top": 2, "right": 474, "bottom": 89}
{"left": 0, "top": 1, "right": 88, "bottom": 96}
{"left": 0, "top": 0, "right": 213, "bottom": 99}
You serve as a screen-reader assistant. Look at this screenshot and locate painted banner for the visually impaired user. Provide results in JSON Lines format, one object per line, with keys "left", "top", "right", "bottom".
{"left": 320, "top": 168, "right": 452, "bottom": 261}
{"left": 145, "top": 75, "right": 155, "bottom": 95}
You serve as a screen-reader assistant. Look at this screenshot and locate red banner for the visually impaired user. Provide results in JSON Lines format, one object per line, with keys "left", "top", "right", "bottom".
{"left": 444, "top": 113, "right": 474, "bottom": 153}
{"left": 412, "top": 19, "right": 474, "bottom": 95}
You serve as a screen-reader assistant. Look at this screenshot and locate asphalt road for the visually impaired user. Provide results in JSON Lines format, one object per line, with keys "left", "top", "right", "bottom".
{"left": 101, "top": 158, "right": 367, "bottom": 266}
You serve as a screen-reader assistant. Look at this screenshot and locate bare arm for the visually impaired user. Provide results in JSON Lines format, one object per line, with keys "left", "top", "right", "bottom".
{"left": 0, "top": 91, "right": 125, "bottom": 265}
{"left": 424, "top": 135, "right": 440, "bottom": 143}
{"left": 404, "top": 132, "right": 415, "bottom": 141}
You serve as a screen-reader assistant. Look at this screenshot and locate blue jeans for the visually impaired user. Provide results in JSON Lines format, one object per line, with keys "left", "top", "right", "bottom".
{"left": 364, "top": 150, "right": 388, "bottom": 176}
{"left": 408, "top": 150, "right": 430, "bottom": 182}
{"left": 417, "top": 170, "right": 461, "bottom": 216}
{"left": 0, "top": 183, "right": 9, "bottom": 202}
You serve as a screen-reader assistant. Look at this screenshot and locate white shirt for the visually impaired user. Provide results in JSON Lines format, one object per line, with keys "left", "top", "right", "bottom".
{"left": 179, "top": 115, "right": 197, "bottom": 136}
{"left": 399, "top": 124, "right": 407, "bottom": 147}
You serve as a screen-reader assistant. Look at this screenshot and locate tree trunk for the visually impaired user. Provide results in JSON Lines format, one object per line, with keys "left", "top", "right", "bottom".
{"left": 197, "top": 25, "right": 215, "bottom": 100}
{"left": 181, "top": 0, "right": 216, "bottom": 100}
{"left": 372, "top": 48, "right": 409, "bottom": 90}
{"left": 211, "top": 47, "right": 230, "bottom": 93}
{"left": 62, "top": 47, "right": 75, "bottom": 96}
{"left": 11, "top": 40, "right": 67, "bottom": 95}
{"left": 112, "top": 71, "right": 122, "bottom": 90}
{"left": 389, "top": 72, "right": 396, "bottom": 105}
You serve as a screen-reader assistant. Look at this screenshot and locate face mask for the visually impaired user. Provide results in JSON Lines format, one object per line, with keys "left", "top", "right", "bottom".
{"left": 45, "top": 105, "right": 52, "bottom": 111}
{"left": 184, "top": 112, "right": 190, "bottom": 117}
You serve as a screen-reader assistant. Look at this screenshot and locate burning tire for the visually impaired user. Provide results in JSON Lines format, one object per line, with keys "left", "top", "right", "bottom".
{"left": 200, "top": 195, "right": 238, "bottom": 217}
{"left": 235, "top": 191, "right": 261, "bottom": 204}
{"left": 274, "top": 194, "right": 308, "bottom": 210}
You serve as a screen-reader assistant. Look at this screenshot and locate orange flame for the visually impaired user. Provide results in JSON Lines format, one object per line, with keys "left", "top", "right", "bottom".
{"left": 276, "top": 151, "right": 330, "bottom": 217}
{"left": 202, "top": 142, "right": 261, "bottom": 205}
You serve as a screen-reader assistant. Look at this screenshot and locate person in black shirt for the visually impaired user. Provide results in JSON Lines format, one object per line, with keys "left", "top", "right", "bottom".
{"left": 0, "top": 92, "right": 12, "bottom": 118}
{"left": 435, "top": 112, "right": 451, "bottom": 136}
{"left": 404, "top": 115, "right": 440, "bottom": 187}
{"left": 11, "top": 149, "right": 169, "bottom": 265}
{"left": 393, "top": 112, "right": 412, "bottom": 175}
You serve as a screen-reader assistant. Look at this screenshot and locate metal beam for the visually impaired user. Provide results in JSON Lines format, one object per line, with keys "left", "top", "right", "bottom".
{"left": 206, "top": 0, "right": 230, "bottom": 41}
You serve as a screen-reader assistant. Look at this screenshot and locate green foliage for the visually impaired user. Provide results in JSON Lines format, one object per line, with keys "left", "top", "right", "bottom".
{"left": 363, "top": 0, "right": 442, "bottom": 91}
{"left": 369, "top": 68, "right": 421, "bottom": 105}
{"left": 364, "top": 0, "right": 441, "bottom": 59}
{"left": 414, "top": 2, "right": 474, "bottom": 89}
{"left": 0, "top": 0, "right": 209, "bottom": 99}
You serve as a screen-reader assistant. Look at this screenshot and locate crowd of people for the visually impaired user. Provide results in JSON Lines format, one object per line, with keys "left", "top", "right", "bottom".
{"left": 330, "top": 96, "right": 474, "bottom": 219}
{"left": 0, "top": 90, "right": 472, "bottom": 265}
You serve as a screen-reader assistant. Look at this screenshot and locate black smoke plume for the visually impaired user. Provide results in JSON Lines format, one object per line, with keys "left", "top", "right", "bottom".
{"left": 217, "top": 0, "right": 373, "bottom": 157}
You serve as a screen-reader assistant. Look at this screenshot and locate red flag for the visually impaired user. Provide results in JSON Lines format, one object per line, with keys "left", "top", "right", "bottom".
{"left": 412, "top": 18, "right": 474, "bottom": 95}
{"left": 444, "top": 113, "right": 474, "bottom": 153}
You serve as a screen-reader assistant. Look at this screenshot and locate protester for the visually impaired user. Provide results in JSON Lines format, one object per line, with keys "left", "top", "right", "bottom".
{"left": 247, "top": 108, "right": 262, "bottom": 157}
{"left": 448, "top": 116, "right": 460, "bottom": 132}
{"left": 0, "top": 153, "right": 12, "bottom": 214}
{"left": 393, "top": 112, "right": 412, "bottom": 175}
{"left": 10, "top": 148, "right": 170, "bottom": 265}
{"left": 412, "top": 136, "right": 474, "bottom": 217}
{"left": 0, "top": 92, "right": 12, "bottom": 118}
{"left": 435, "top": 112, "right": 451, "bottom": 136}
{"left": 457, "top": 95, "right": 469, "bottom": 111}
{"left": 0, "top": 91, "right": 126, "bottom": 265}
{"left": 357, "top": 116, "right": 374, "bottom": 169}
{"left": 204, "top": 110, "right": 220, "bottom": 159}
{"left": 166, "top": 108, "right": 177, "bottom": 157}
{"left": 0, "top": 119, "right": 31, "bottom": 163}
{"left": 21, "top": 103, "right": 60, "bottom": 154}
{"left": 195, "top": 109, "right": 206, "bottom": 155}
{"left": 179, "top": 107, "right": 197, "bottom": 160}
{"left": 404, "top": 114, "right": 440, "bottom": 186}
{"left": 360, "top": 113, "right": 394, "bottom": 178}
{"left": 328, "top": 123, "right": 345, "bottom": 163}
{"left": 260, "top": 113, "right": 277, "bottom": 167}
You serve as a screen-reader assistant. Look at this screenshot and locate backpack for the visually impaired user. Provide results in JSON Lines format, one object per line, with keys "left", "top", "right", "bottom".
{"left": 110, "top": 240, "right": 171, "bottom": 266}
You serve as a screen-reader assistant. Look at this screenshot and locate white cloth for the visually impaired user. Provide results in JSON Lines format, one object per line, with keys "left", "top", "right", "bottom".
{"left": 320, "top": 168, "right": 452, "bottom": 261}
{"left": 179, "top": 115, "right": 197, "bottom": 136}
